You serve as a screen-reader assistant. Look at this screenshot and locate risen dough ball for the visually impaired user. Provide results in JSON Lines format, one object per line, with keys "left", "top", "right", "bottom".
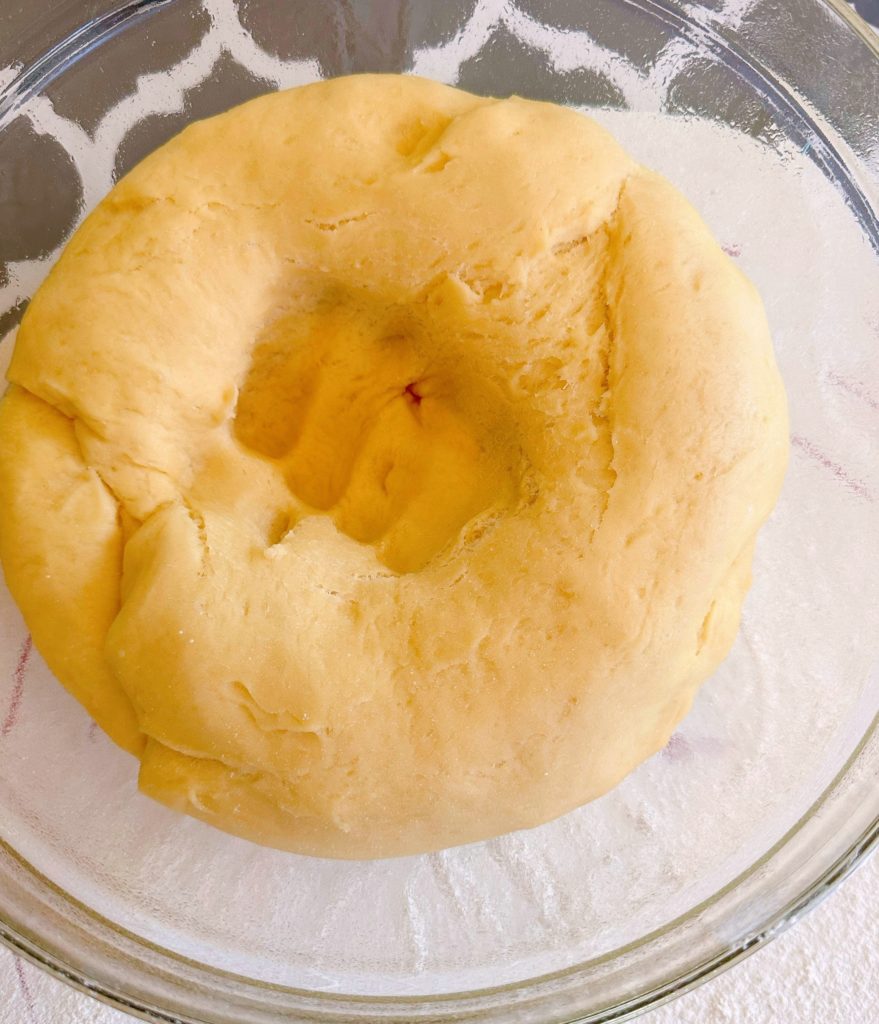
{"left": 0, "top": 76, "right": 787, "bottom": 858}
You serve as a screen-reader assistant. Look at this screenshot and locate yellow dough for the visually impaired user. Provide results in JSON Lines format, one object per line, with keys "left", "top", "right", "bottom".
{"left": 0, "top": 75, "right": 787, "bottom": 858}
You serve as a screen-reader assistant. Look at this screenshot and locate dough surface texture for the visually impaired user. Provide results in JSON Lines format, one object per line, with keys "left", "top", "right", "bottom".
{"left": 0, "top": 75, "right": 787, "bottom": 858}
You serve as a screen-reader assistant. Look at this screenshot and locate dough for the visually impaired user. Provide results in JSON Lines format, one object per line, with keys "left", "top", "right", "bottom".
{"left": 0, "top": 75, "right": 787, "bottom": 858}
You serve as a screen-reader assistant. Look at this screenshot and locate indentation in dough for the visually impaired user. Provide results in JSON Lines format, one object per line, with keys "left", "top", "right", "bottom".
{"left": 419, "top": 151, "right": 453, "bottom": 174}
{"left": 230, "top": 680, "right": 321, "bottom": 741}
{"left": 456, "top": 269, "right": 505, "bottom": 304}
{"left": 589, "top": 220, "right": 624, "bottom": 537}
{"left": 304, "top": 211, "right": 373, "bottom": 232}
{"left": 552, "top": 235, "right": 589, "bottom": 257}
{"left": 396, "top": 112, "right": 453, "bottom": 160}
{"left": 696, "top": 601, "right": 717, "bottom": 654}
{"left": 233, "top": 329, "right": 319, "bottom": 459}
{"left": 511, "top": 356, "right": 566, "bottom": 394}
{"left": 183, "top": 500, "right": 210, "bottom": 577}
{"left": 233, "top": 292, "right": 518, "bottom": 573}
{"left": 266, "top": 509, "right": 291, "bottom": 546}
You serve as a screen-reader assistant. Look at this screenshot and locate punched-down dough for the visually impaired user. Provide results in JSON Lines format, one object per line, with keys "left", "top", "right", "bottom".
{"left": 0, "top": 75, "right": 787, "bottom": 858}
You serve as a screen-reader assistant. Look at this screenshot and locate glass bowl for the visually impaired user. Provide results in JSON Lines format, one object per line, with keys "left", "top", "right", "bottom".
{"left": 1, "top": 1, "right": 878, "bottom": 1021}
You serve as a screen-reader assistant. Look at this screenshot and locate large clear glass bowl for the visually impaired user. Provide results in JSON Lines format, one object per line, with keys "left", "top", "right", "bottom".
{"left": 0, "top": 2, "right": 877, "bottom": 1021}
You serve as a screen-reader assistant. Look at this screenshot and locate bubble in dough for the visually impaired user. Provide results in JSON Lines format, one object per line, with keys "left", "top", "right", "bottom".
{"left": 0, "top": 75, "right": 787, "bottom": 858}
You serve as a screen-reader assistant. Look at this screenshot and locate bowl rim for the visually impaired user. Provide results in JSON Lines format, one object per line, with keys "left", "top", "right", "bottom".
{"left": 0, "top": 0, "right": 878, "bottom": 1021}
